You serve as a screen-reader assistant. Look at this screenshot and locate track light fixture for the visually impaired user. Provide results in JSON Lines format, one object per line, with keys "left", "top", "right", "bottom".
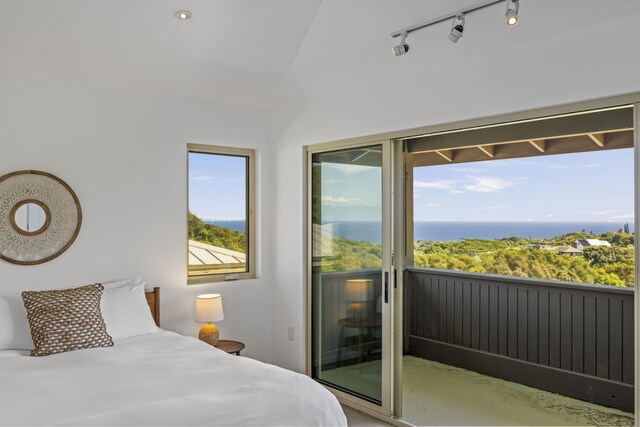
{"left": 505, "top": 0, "right": 520, "bottom": 27}
{"left": 392, "top": 33, "right": 409, "bottom": 57}
{"left": 390, "top": 0, "right": 523, "bottom": 57}
{"left": 448, "top": 15, "right": 465, "bottom": 43}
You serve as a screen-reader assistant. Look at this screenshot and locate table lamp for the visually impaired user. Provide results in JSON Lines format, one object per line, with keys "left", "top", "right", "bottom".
{"left": 195, "top": 294, "right": 224, "bottom": 346}
{"left": 345, "top": 279, "right": 373, "bottom": 320}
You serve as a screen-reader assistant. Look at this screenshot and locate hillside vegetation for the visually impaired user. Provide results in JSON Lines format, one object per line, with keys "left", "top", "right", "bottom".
{"left": 188, "top": 213, "right": 246, "bottom": 253}
{"left": 323, "top": 230, "right": 635, "bottom": 287}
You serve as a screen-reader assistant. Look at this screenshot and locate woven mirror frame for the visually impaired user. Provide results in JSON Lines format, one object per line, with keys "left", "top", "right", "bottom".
{"left": 0, "top": 170, "right": 82, "bottom": 265}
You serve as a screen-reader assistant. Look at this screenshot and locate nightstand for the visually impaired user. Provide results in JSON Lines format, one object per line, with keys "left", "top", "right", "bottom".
{"left": 215, "top": 340, "right": 245, "bottom": 355}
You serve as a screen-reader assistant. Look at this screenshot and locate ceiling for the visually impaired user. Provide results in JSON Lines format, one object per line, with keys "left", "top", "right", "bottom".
{"left": 0, "top": 0, "right": 321, "bottom": 107}
{"left": 1, "top": 0, "right": 638, "bottom": 108}
{"left": 284, "top": 0, "right": 640, "bottom": 101}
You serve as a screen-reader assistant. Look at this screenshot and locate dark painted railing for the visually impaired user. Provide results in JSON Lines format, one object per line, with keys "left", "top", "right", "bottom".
{"left": 406, "top": 267, "right": 635, "bottom": 412}
{"left": 313, "top": 268, "right": 382, "bottom": 362}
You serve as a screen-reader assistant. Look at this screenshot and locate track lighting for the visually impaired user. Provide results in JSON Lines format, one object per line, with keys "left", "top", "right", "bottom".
{"left": 390, "top": 0, "right": 524, "bottom": 56}
{"left": 448, "top": 15, "right": 465, "bottom": 43}
{"left": 392, "top": 33, "right": 409, "bottom": 57}
{"left": 505, "top": 0, "right": 519, "bottom": 27}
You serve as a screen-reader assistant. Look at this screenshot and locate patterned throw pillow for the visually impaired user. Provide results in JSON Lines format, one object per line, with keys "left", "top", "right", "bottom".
{"left": 22, "top": 284, "right": 114, "bottom": 357}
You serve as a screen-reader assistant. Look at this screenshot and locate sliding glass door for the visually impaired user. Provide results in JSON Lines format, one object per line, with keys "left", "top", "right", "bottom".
{"left": 309, "top": 142, "right": 392, "bottom": 413}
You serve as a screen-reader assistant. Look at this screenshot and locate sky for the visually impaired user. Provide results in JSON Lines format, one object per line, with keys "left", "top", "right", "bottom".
{"left": 190, "top": 148, "right": 635, "bottom": 224}
{"left": 320, "top": 161, "right": 382, "bottom": 223}
{"left": 189, "top": 152, "right": 246, "bottom": 221}
{"left": 414, "top": 148, "right": 635, "bottom": 222}
{"left": 318, "top": 148, "right": 635, "bottom": 223}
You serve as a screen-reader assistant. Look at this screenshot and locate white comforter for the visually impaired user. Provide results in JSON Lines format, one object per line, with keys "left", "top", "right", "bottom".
{"left": 0, "top": 331, "right": 346, "bottom": 426}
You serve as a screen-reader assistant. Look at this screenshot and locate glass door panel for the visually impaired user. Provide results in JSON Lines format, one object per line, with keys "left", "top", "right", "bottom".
{"left": 310, "top": 144, "right": 388, "bottom": 406}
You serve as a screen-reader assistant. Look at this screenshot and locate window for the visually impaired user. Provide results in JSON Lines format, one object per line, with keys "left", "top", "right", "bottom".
{"left": 407, "top": 106, "right": 635, "bottom": 288}
{"left": 187, "top": 144, "right": 255, "bottom": 282}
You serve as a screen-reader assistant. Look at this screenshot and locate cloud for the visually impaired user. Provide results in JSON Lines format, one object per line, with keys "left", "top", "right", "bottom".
{"left": 548, "top": 163, "right": 600, "bottom": 171}
{"left": 610, "top": 213, "right": 634, "bottom": 220}
{"left": 594, "top": 210, "right": 615, "bottom": 216}
{"left": 321, "top": 196, "right": 353, "bottom": 206}
{"left": 321, "top": 196, "right": 379, "bottom": 208}
{"left": 452, "top": 167, "right": 486, "bottom": 173}
{"left": 479, "top": 205, "right": 507, "bottom": 210}
{"left": 414, "top": 180, "right": 459, "bottom": 191}
{"left": 189, "top": 175, "right": 213, "bottom": 181}
{"left": 463, "top": 176, "right": 514, "bottom": 193}
{"left": 324, "top": 163, "right": 377, "bottom": 176}
{"left": 415, "top": 176, "right": 515, "bottom": 194}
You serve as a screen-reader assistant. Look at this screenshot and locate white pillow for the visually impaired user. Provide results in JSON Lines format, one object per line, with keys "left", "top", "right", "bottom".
{"left": 0, "top": 293, "right": 34, "bottom": 350}
{"left": 100, "top": 277, "right": 158, "bottom": 341}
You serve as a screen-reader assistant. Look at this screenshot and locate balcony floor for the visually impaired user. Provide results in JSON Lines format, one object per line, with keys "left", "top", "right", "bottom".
{"left": 402, "top": 356, "right": 634, "bottom": 426}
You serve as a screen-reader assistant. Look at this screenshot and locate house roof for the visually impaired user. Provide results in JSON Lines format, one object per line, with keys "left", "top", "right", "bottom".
{"left": 188, "top": 240, "right": 246, "bottom": 266}
{"left": 576, "top": 239, "right": 611, "bottom": 247}
{"left": 557, "top": 246, "right": 583, "bottom": 254}
{"left": 313, "top": 223, "right": 334, "bottom": 258}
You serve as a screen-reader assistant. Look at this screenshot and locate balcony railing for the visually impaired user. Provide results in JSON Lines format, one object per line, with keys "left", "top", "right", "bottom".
{"left": 315, "top": 267, "right": 634, "bottom": 412}
{"left": 406, "top": 267, "right": 634, "bottom": 412}
{"left": 313, "top": 268, "right": 382, "bottom": 364}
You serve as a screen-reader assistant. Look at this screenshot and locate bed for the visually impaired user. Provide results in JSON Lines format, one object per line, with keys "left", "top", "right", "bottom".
{"left": 0, "top": 287, "right": 346, "bottom": 426}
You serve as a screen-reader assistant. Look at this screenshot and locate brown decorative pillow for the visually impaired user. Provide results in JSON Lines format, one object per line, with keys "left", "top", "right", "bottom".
{"left": 22, "top": 284, "right": 113, "bottom": 357}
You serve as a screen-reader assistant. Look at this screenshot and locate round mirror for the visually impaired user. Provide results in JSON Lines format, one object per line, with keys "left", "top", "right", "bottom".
{"left": 10, "top": 200, "right": 51, "bottom": 236}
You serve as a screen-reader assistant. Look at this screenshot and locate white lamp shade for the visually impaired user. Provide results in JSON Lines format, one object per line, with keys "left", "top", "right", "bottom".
{"left": 345, "top": 279, "right": 373, "bottom": 302}
{"left": 195, "top": 294, "right": 224, "bottom": 323}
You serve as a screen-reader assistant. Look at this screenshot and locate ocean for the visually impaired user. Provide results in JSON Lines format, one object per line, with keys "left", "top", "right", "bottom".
{"left": 327, "top": 221, "right": 634, "bottom": 243}
{"left": 205, "top": 220, "right": 246, "bottom": 233}
{"left": 208, "top": 219, "right": 634, "bottom": 242}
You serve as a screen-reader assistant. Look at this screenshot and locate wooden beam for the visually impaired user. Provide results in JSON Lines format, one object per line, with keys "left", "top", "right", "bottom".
{"left": 528, "top": 139, "right": 546, "bottom": 152}
{"left": 477, "top": 145, "right": 495, "bottom": 158}
{"left": 408, "top": 107, "right": 633, "bottom": 153}
{"left": 588, "top": 133, "right": 605, "bottom": 147}
{"left": 411, "top": 130, "right": 633, "bottom": 168}
{"left": 435, "top": 150, "right": 454, "bottom": 162}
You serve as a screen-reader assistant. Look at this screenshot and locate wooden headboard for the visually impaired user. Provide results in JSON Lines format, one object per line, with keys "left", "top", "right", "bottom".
{"left": 145, "top": 287, "right": 160, "bottom": 326}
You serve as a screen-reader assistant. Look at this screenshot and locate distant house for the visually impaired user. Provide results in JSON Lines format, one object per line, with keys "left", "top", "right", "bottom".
{"left": 573, "top": 239, "right": 611, "bottom": 250}
{"left": 557, "top": 246, "right": 583, "bottom": 257}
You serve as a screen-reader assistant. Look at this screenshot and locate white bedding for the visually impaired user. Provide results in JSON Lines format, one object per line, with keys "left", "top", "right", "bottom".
{"left": 0, "top": 331, "right": 346, "bottom": 426}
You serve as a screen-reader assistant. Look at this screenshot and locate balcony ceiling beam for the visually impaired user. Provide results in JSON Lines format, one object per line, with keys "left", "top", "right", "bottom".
{"left": 435, "top": 149, "right": 454, "bottom": 162}
{"left": 411, "top": 130, "right": 633, "bottom": 167}
{"left": 588, "top": 133, "right": 606, "bottom": 147}
{"left": 407, "top": 107, "right": 633, "bottom": 154}
{"left": 478, "top": 145, "right": 495, "bottom": 158}
{"left": 528, "top": 139, "right": 546, "bottom": 152}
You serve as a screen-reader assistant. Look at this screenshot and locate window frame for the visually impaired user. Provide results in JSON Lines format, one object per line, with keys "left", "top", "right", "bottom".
{"left": 187, "top": 143, "right": 256, "bottom": 284}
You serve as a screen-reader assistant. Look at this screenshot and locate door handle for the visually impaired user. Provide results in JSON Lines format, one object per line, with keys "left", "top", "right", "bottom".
{"left": 384, "top": 271, "right": 389, "bottom": 303}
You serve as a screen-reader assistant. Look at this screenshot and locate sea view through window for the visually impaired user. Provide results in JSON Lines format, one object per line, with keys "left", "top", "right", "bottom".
{"left": 318, "top": 148, "right": 635, "bottom": 287}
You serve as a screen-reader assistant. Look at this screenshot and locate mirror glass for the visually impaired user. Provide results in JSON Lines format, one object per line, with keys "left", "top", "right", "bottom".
{"left": 13, "top": 203, "right": 48, "bottom": 233}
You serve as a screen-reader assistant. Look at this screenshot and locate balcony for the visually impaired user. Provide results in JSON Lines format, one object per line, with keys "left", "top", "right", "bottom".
{"left": 314, "top": 267, "right": 634, "bottom": 423}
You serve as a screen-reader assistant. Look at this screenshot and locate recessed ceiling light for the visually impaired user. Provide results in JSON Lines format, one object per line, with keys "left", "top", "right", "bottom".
{"left": 175, "top": 10, "right": 192, "bottom": 20}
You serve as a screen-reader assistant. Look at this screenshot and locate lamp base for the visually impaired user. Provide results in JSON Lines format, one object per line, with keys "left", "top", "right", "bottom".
{"left": 347, "top": 302, "right": 368, "bottom": 321}
{"left": 199, "top": 323, "right": 220, "bottom": 346}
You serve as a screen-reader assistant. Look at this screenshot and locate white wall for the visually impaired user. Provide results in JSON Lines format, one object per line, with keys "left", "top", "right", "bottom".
{"left": 0, "top": 76, "right": 274, "bottom": 362}
{"left": 270, "top": 1, "right": 640, "bottom": 372}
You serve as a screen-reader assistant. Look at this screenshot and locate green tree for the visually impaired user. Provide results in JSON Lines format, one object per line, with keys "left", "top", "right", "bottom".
{"left": 188, "top": 213, "right": 246, "bottom": 253}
